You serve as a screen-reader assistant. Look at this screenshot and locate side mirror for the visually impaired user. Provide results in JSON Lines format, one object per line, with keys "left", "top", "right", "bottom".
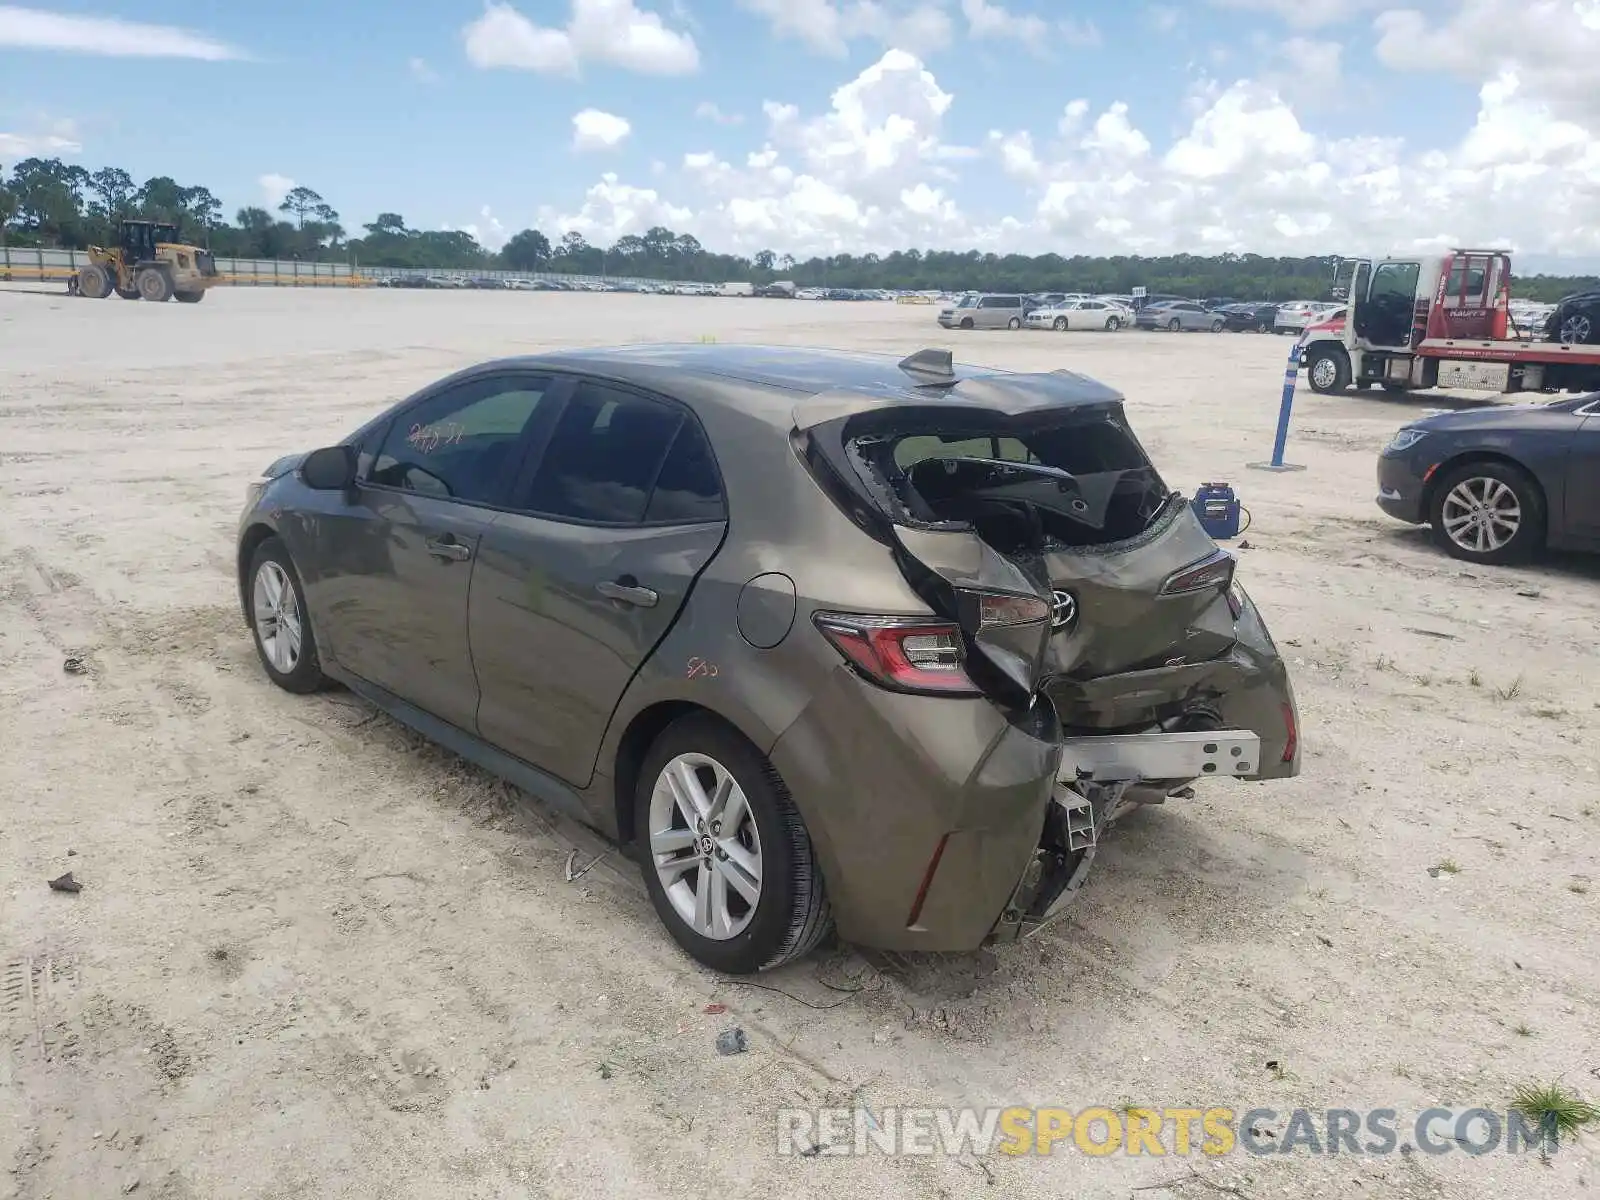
{"left": 300, "top": 444, "right": 357, "bottom": 490}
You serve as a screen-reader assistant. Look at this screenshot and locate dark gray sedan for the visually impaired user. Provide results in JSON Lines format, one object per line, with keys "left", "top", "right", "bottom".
{"left": 1376, "top": 393, "right": 1600, "bottom": 563}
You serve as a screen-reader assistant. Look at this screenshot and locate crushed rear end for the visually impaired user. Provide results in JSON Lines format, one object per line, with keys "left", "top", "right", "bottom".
{"left": 792, "top": 354, "right": 1299, "bottom": 943}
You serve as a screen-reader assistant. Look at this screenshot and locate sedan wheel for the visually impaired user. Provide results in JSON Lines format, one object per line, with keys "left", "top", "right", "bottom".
{"left": 246, "top": 536, "right": 327, "bottom": 693}
{"left": 649, "top": 752, "right": 762, "bottom": 941}
{"left": 1106, "top": 316, "right": 1121, "bottom": 331}
{"left": 1428, "top": 462, "right": 1543, "bottom": 565}
{"left": 1053, "top": 316, "right": 1068, "bottom": 331}
{"left": 1558, "top": 313, "right": 1594, "bottom": 345}
{"left": 636, "top": 715, "right": 832, "bottom": 973}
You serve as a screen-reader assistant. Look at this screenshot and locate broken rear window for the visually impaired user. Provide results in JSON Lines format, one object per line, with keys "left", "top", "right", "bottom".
{"left": 847, "top": 409, "right": 1172, "bottom": 548}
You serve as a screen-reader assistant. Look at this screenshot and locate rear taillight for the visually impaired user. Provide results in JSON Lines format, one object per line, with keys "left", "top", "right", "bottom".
{"left": 1281, "top": 702, "right": 1298, "bottom": 763}
{"left": 813, "top": 612, "right": 979, "bottom": 696}
{"left": 976, "top": 592, "right": 1051, "bottom": 629}
{"left": 1160, "top": 549, "right": 1236, "bottom": 597}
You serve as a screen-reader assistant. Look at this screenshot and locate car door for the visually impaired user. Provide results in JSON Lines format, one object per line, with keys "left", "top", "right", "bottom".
{"left": 468, "top": 378, "right": 728, "bottom": 788}
{"left": 308, "top": 371, "right": 561, "bottom": 730}
{"left": 976, "top": 297, "right": 1003, "bottom": 329}
{"left": 1568, "top": 403, "right": 1600, "bottom": 542}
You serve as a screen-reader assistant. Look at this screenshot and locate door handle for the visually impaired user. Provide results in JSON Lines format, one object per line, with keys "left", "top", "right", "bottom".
{"left": 425, "top": 535, "right": 472, "bottom": 562}
{"left": 596, "top": 578, "right": 658, "bottom": 608}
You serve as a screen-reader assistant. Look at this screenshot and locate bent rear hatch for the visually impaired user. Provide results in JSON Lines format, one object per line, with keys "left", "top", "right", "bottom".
{"left": 794, "top": 364, "right": 1243, "bottom": 729}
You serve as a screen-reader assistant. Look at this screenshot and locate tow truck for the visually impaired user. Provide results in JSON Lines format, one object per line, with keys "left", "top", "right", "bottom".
{"left": 1296, "top": 249, "right": 1600, "bottom": 396}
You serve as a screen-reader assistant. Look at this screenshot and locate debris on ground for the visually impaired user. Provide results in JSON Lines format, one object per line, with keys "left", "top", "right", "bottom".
{"left": 703, "top": 1003, "right": 728, "bottom": 1015}
{"left": 47, "top": 871, "right": 83, "bottom": 893}
{"left": 62, "top": 656, "right": 87, "bottom": 674}
{"left": 715, "top": 1028, "right": 748, "bottom": 1056}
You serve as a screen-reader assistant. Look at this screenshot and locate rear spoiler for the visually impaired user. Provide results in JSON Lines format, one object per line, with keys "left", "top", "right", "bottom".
{"left": 790, "top": 369, "right": 1126, "bottom": 432}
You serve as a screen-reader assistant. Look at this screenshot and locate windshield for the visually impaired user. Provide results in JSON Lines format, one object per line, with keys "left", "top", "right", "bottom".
{"left": 956, "top": 295, "right": 979, "bottom": 308}
{"left": 848, "top": 411, "right": 1172, "bottom": 548}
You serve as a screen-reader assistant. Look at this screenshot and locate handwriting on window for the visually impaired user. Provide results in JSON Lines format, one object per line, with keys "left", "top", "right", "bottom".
{"left": 407, "top": 422, "right": 465, "bottom": 453}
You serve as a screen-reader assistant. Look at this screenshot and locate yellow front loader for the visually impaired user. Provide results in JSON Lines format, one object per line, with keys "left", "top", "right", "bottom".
{"left": 73, "top": 219, "right": 220, "bottom": 303}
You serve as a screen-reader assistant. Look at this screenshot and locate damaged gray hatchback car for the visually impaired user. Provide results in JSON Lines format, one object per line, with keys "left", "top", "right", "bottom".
{"left": 237, "top": 344, "right": 1300, "bottom": 974}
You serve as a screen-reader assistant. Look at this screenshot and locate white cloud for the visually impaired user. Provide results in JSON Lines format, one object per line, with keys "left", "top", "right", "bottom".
{"left": 572, "top": 108, "right": 632, "bottom": 150}
{"left": 540, "top": 32, "right": 1600, "bottom": 262}
{"left": 1374, "top": 0, "right": 1600, "bottom": 129}
{"left": 1147, "top": 5, "right": 1181, "bottom": 33}
{"left": 462, "top": 0, "right": 698, "bottom": 76}
{"left": 0, "top": 116, "right": 81, "bottom": 158}
{"left": 1207, "top": 0, "right": 1383, "bottom": 28}
{"left": 695, "top": 101, "right": 744, "bottom": 125}
{"left": 737, "top": 0, "right": 952, "bottom": 57}
{"left": 1260, "top": 35, "right": 1342, "bottom": 108}
{"left": 408, "top": 56, "right": 439, "bottom": 82}
{"left": 451, "top": 205, "right": 509, "bottom": 251}
{"left": 961, "top": 0, "right": 1046, "bottom": 41}
{"left": 0, "top": 5, "right": 242, "bottom": 58}
{"left": 258, "top": 174, "right": 295, "bottom": 207}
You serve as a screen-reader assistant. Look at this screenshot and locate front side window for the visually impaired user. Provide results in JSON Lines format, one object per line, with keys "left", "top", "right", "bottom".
{"left": 520, "top": 382, "right": 686, "bottom": 523}
{"left": 368, "top": 376, "right": 548, "bottom": 503}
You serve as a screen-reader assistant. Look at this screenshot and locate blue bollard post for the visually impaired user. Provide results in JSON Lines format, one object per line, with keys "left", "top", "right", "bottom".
{"left": 1248, "top": 340, "right": 1308, "bottom": 473}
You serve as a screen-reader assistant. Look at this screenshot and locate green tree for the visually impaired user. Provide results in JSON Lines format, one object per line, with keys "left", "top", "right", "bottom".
{"left": 501, "top": 228, "right": 552, "bottom": 271}
{"left": 279, "top": 185, "right": 327, "bottom": 230}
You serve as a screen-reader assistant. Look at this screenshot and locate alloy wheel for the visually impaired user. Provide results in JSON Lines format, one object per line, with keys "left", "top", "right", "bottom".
{"left": 1309, "top": 356, "right": 1339, "bottom": 390}
{"left": 252, "top": 561, "right": 303, "bottom": 674}
{"left": 1559, "top": 313, "right": 1593, "bottom": 345}
{"left": 1440, "top": 476, "right": 1521, "bottom": 555}
{"left": 648, "top": 752, "right": 762, "bottom": 940}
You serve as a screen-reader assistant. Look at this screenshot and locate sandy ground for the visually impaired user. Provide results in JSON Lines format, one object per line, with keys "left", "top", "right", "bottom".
{"left": 2, "top": 285, "right": 1598, "bottom": 1200}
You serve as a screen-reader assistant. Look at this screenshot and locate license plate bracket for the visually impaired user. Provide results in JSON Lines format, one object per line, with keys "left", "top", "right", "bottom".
{"left": 1059, "top": 729, "right": 1262, "bottom": 783}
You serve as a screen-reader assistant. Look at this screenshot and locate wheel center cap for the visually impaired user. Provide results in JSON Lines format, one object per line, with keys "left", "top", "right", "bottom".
{"left": 698, "top": 834, "right": 715, "bottom": 857}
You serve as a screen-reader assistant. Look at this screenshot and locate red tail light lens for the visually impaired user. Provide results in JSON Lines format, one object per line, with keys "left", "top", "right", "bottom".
{"left": 1281, "top": 702, "right": 1298, "bottom": 763}
{"left": 813, "top": 613, "right": 979, "bottom": 696}
{"left": 1160, "top": 549, "right": 1236, "bottom": 597}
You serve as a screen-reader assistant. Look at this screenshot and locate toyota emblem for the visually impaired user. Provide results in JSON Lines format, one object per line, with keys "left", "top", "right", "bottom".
{"left": 1050, "top": 590, "right": 1077, "bottom": 630}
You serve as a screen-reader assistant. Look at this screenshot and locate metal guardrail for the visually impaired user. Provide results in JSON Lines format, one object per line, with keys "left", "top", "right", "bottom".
{"left": 0, "top": 247, "right": 715, "bottom": 291}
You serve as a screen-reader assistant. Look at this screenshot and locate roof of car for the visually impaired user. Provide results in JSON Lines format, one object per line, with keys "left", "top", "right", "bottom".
{"left": 471, "top": 343, "right": 1123, "bottom": 425}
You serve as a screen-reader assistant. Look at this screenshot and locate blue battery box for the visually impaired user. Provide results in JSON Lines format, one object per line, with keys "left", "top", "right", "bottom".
{"left": 1192, "top": 481, "right": 1243, "bottom": 540}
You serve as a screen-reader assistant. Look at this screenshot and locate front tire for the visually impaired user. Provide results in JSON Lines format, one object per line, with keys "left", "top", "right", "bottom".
{"left": 1053, "top": 316, "right": 1068, "bottom": 331}
{"left": 635, "top": 714, "right": 832, "bottom": 974}
{"left": 246, "top": 537, "right": 327, "bottom": 693}
{"left": 960, "top": 317, "right": 974, "bottom": 329}
{"left": 1305, "top": 346, "right": 1352, "bottom": 393}
{"left": 1210, "top": 318, "right": 1225, "bottom": 332}
{"left": 1428, "top": 461, "right": 1544, "bottom": 565}
{"left": 175, "top": 289, "right": 205, "bottom": 304}
{"left": 1167, "top": 317, "right": 1181, "bottom": 332}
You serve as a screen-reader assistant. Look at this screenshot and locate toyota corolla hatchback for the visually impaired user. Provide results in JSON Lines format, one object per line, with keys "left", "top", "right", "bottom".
{"left": 238, "top": 344, "right": 1300, "bottom": 974}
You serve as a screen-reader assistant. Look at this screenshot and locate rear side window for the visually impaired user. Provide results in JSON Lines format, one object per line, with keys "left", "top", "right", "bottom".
{"left": 519, "top": 382, "right": 680, "bottom": 523}
{"left": 644, "top": 419, "right": 725, "bottom": 523}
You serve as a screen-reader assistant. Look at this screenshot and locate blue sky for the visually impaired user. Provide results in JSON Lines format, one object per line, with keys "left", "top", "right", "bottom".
{"left": 3, "top": 1, "right": 1597, "bottom": 261}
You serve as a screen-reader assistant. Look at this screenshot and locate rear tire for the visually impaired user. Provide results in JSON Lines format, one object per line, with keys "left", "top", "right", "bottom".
{"left": 77, "top": 264, "right": 112, "bottom": 299}
{"left": 245, "top": 537, "right": 327, "bottom": 694}
{"left": 1007, "top": 316, "right": 1021, "bottom": 330}
{"left": 136, "top": 267, "right": 173, "bottom": 302}
{"left": 1106, "top": 316, "right": 1121, "bottom": 331}
{"left": 1427, "top": 461, "right": 1544, "bottom": 565}
{"left": 635, "top": 714, "right": 832, "bottom": 974}
{"left": 175, "top": 289, "right": 205, "bottom": 304}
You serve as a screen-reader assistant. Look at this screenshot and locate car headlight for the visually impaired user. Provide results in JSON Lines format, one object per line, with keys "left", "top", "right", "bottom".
{"left": 1384, "top": 428, "right": 1427, "bottom": 454}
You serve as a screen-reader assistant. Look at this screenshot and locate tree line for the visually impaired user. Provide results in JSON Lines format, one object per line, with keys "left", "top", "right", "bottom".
{"left": 2, "top": 156, "right": 1594, "bottom": 302}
